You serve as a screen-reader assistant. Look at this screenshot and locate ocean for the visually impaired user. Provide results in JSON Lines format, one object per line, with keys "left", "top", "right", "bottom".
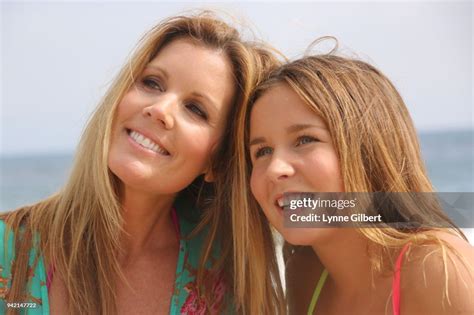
{"left": 1, "top": 129, "right": 473, "bottom": 241}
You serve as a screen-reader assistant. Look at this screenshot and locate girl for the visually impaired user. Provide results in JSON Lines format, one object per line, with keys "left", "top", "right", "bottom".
{"left": 0, "top": 12, "right": 282, "bottom": 314}
{"left": 232, "top": 53, "right": 474, "bottom": 314}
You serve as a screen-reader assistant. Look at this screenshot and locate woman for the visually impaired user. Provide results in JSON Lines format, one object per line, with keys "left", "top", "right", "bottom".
{"left": 232, "top": 52, "right": 474, "bottom": 314}
{"left": 0, "top": 12, "right": 281, "bottom": 314}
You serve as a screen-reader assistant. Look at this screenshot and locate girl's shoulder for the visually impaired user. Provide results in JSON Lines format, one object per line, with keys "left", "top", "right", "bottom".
{"left": 400, "top": 231, "right": 474, "bottom": 314}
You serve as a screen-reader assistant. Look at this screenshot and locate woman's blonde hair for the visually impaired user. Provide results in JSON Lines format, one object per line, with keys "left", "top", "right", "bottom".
{"left": 2, "top": 11, "right": 283, "bottom": 315}
{"left": 231, "top": 52, "right": 469, "bottom": 311}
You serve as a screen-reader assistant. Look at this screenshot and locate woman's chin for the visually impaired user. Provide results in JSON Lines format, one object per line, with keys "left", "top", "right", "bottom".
{"left": 109, "top": 157, "right": 153, "bottom": 186}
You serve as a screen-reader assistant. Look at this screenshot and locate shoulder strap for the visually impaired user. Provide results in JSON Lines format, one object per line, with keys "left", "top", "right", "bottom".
{"left": 392, "top": 242, "right": 411, "bottom": 315}
{"left": 307, "top": 268, "right": 329, "bottom": 315}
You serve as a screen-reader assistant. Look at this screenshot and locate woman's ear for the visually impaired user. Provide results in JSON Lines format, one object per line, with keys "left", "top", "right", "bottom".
{"left": 204, "top": 168, "right": 215, "bottom": 182}
{"left": 204, "top": 143, "right": 219, "bottom": 183}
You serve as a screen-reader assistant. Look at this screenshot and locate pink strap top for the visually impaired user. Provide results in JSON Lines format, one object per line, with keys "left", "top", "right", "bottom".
{"left": 392, "top": 242, "right": 411, "bottom": 315}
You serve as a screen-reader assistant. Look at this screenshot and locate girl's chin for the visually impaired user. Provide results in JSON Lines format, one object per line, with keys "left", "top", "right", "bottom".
{"left": 281, "top": 228, "right": 333, "bottom": 247}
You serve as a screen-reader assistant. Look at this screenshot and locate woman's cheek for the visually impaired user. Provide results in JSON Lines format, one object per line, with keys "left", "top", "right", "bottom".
{"left": 116, "top": 89, "right": 143, "bottom": 118}
{"left": 182, "top": 128, "right": 216, "bottom": 171}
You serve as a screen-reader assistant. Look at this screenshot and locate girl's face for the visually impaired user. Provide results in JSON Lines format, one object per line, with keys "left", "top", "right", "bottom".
{"left": 108, "top": 38, "right": 235, "bottom": 196}
{"left": 249, "top": 83, "right": 344, "bottom": 245}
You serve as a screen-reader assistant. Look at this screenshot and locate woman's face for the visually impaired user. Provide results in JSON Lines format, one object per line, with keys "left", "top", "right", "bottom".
{"left": 249, "top": 83, "right": 344, "bottom": 245}
{"left": 108, "top": 38, "right": 235, "bottom": 196}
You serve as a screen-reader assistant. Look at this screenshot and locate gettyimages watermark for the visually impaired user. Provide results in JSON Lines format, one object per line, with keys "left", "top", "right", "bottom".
{"left": 283, "top": 192, "right": 474, "bottom": 228}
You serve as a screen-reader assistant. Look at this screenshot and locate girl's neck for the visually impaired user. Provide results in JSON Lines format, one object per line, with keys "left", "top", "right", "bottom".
{"left": 310, "top": 229, "right": 381, "bottom": 298}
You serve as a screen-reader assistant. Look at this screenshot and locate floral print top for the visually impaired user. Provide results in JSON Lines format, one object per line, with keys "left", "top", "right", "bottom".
{"left": 0, "top": 196, "right": 232, "bottom": 314}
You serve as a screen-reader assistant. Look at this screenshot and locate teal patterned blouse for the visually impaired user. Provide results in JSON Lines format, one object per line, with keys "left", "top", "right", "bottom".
{"left": 0, "top": 197, "right": 229, "bottom": 314}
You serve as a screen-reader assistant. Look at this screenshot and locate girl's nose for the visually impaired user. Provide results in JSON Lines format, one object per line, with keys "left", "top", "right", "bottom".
{"left": 267, "top": 153, "right": 295, "bottom": 182}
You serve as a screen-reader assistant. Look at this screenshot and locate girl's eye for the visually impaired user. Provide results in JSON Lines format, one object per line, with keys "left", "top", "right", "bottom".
{"left": 142, "top": 77, "right": 163, "bottom": 91}
{"left": 255, "top": 146, "right": 273, "bottom": 159}
{"left": 296, "top": 135, "right": 318, "bottom": 146}
{"left": 186, "top": 103, "right": 208, "bottom": 120}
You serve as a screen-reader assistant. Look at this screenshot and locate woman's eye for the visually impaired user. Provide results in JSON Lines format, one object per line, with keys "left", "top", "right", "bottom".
{"left": 296, "top": 135, "right": 317, "bottom": 146}
{"left": 186, "top": 103, "right": 208, "bottom": 120}
{"left": 142, "top": 78, "right": 163, "bottom": 91}
{"left": 255, "top": 146, "right": 273, "bottom": 159}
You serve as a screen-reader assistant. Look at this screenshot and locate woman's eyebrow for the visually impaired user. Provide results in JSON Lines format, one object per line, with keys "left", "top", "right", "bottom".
{"left": 143, "top": 65, "right": 169, "bottom": 79}
{"left": 143, "top": 66, "right": 218, "bottom": 113}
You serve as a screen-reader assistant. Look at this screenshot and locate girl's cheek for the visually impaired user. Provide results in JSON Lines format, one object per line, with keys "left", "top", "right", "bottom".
{"left": 250, "top": 167, "right": 264, "bottom": 200}
{"left": 250, "top": 182, "right": 268, "bottom": 219}
{"left": 250, "top": 169, "right": 259, "bottom": 198}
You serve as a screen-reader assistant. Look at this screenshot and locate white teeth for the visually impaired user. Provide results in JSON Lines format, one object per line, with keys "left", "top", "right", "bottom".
{"left": 143, "top": 137, "right": 152, "bottom": 148}
{"left": 129, "top": 130, "right": 168, "bottom": 155}
{"left": 277, "top": 198, "right": 284, "bottom": 207}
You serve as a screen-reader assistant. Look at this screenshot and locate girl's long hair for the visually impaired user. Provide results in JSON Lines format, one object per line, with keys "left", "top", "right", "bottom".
{"left": 2, "top": 11, "right": 284, "bottom": 315}
{"left": 232, "top": 52, "right": 469, "bottom": 311}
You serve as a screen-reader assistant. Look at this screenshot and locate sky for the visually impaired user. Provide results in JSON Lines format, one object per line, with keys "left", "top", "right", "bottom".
{"left": 1, "top": 1, "right": 472, "bottom": 155}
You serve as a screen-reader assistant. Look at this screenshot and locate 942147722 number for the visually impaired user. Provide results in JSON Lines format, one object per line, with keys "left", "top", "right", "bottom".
{"left": 6, "top": 302, "right": 37, "bottom": 308}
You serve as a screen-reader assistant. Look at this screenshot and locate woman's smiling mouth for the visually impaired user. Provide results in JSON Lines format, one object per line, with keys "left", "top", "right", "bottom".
{"left": 126, "top": 129, "right": 170, "bottom": 156}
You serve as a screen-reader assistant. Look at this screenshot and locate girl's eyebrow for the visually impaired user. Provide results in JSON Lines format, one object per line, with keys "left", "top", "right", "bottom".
{"left": 249, "top": 137, "right": 265, "bottom": 147}
{"left": 249, "top": 123, "right": 328, "bottom": 146}
{"left": 287, "top": 123, "right": 326, "bottom": 133}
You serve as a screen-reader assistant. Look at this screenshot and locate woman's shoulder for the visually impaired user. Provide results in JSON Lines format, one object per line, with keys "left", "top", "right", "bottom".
{"left": 0, "top": 218, "right": 15, "bottom": 301}
{"left": 0, "top": 218, "right": 6, "bottom": 236}
{"left": 0, "top": 215, "right": 49, "bottom": 313}
{"left": 0, "top": 210, "right": 34, "bottom": 260}
{"left": 0, "top": 218, "right": 15, "bottom": 263}
{"left": 401, "top": 230, "right": 474, "bottom": 314}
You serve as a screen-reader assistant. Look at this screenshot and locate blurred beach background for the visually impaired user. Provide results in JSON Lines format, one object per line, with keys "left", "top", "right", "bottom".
{"left": 1, "top": 130, "right": 473, "bottom": 210}
{"left": 1, "top": 2, "right": 473, "bottom": 245}
{"left": 1, "top": 130, "right": 473, "bottom": 243}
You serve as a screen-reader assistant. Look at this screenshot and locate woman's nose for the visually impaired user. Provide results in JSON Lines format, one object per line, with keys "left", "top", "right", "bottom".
{"left": 267, "top": 153, "right": 295, "bottom": 182}
{"left": 142, "top": 95, "right": 177, "bottom": 129}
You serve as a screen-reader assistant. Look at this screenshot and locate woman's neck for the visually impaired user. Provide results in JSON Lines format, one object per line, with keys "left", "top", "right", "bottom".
{"left": 120, "top": 186, "right": 178, "bottom": 264}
